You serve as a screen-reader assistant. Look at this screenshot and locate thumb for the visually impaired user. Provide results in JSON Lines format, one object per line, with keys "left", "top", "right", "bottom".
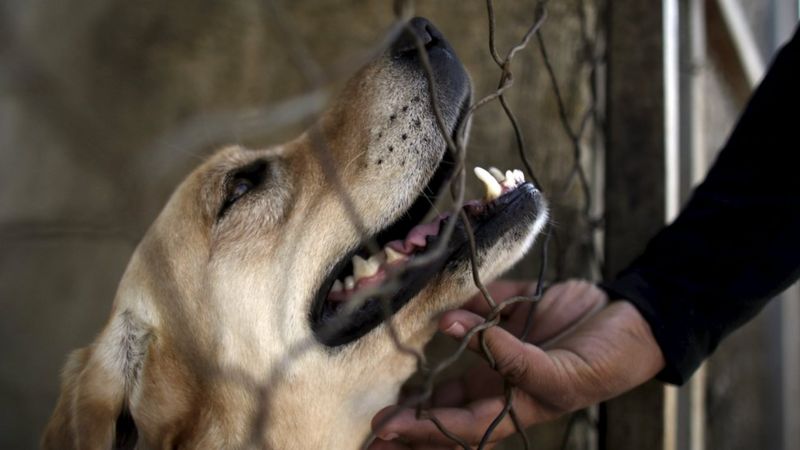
{"left": 439, "top": 310, "right": 555, "bottom": 394}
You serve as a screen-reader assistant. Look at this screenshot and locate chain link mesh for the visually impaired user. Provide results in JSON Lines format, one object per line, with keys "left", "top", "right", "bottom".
{"left": 1, "top": 0, "right": 607, "bottom": 447}
{"left": 208, "top": 0, "right": 609, "bottom": 448}
{"left": 255, "top": 0, "right": 608, "bottom": 448}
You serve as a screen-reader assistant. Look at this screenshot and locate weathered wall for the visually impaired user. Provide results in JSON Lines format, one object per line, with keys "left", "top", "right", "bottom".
{"left": 0, "top": 1, "right": 596, "bottom": 448}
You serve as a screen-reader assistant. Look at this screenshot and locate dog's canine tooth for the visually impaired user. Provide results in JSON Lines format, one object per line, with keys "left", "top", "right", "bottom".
{"left": 384, "top": 247, "right": 405, "bottom": 264}
{"left": 513, "top": 169, "right": 525, "bottom": 184}
{"left": 474, "top": 167, "right": 502, "bottom": 201}
{"left": 344, "top": 276, "right": 355, "bottom": 291}
{"left": 488, "top": 167, "right": 505, "bottom": 183}
{"left": 331, "top": 280, "right": 344, "bottom": 293}
{"left": 352, "top": 255, "right": 379, "bottom": 281}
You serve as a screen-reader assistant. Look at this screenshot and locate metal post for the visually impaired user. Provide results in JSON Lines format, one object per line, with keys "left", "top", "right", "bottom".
{"left": 676, "top": 1, "right": 707, "bottom": 449}
{"left": 713, "top": 0, "right": 767, "bottom": 87}
{"left": 781, "top": 284, "right": 800, "bottom": 450}
{"left": 770, "top": 6, "right": 799, "bottom": 450}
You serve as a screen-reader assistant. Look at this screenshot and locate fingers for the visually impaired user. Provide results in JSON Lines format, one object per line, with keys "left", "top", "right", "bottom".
{"left": 454, "top": 280, "right": 609, "bottom": 346}
{"left": 525, "top": 280, "right": 608, "bottom": 345}
{"left": 369, "top": 440, "right": 467, "bottom": 450}
{"left": 368, "top": 439, "right": 412, "bottom": 450}
{"left": 431, "top": 364, "right": 505, "bottom": 408}
{"left": 430, "top": 378, "right": 467, "bottom": 408}
{"left": 371, "top": 396, "right": 525, "bottom": 447}
{"left": 368, "top": 438, "right": 455, "bottom": 450}
{"left": 438, "top": 310, "right": 556, "bottom": 396}
{"left": 439, "top": 299, "right": 665, "bottom": 410}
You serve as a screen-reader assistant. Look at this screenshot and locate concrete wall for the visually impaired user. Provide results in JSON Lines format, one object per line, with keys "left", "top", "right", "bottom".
{"left": 0, "top": 1, "right": 596, "bottom": 448}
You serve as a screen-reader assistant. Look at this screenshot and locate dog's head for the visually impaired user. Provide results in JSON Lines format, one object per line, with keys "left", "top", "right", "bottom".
{"left": 43, "top": 18, "right": 548, "bottom": 449}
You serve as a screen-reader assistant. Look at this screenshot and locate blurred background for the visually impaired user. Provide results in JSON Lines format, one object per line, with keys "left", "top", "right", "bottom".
{"left": 0, "top": 0, "right": 798, "bottom": 449}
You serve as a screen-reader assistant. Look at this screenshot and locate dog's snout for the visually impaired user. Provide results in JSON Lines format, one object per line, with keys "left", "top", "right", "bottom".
{"left": 392, "top": 17, "right": 444, "bottom": 55}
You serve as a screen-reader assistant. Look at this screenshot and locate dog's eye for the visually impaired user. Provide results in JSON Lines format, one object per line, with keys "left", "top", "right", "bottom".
{"left": 218, "top": 160, "right": 268, "bottom": 218}
{"left": 229, "top": 180, "right": 253, "bottom": 202}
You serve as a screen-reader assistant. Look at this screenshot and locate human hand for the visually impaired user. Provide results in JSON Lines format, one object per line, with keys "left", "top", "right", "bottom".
{"left": 369, "top": 280, "right": 665, "bottom": 449}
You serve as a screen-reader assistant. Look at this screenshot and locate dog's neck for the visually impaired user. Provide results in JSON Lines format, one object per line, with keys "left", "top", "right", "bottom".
{"left": 234, "top": 342, "right": 421, "bottom": 449}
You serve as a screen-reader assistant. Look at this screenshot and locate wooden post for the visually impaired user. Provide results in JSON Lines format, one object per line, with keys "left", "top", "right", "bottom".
{"left": 601, "top": 0, "right": 677, "bottom": 449}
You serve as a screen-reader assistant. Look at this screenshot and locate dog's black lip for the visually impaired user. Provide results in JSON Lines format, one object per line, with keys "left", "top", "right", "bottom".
{"left": 310, "top": 182, "right": 542, "bottom": 348}
{"left": 308, "top": 144, "right": 455, "bottom": 346}
{"left": 309, "top": 93, "right": 470, "bottom": 348}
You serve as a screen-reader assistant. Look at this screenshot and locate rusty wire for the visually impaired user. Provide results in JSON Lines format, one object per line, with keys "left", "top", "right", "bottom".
{"left": 140, "top": 0, "right": 604, "bottom": 448}
{"left": 248, "top": 0, "right": 607, "bottom": 448}
{"left": 357, "top": 1, "right": 602, "bottom": 449}
{"left": 0, "top": 0, "right": 602, "bottom": 446}
{"left": 153, "top": 0, "right": 605, "bottom": 447}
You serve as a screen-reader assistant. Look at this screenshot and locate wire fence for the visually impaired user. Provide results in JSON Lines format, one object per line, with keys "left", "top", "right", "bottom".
{"left": 246, "top": 0, "right": 608, "bottom": 448}
{"left": 163, "top": 0, "right": 609, "bottom": 448}
{"left": 1, "top": 0, "right": 606, "bottom": 448}
{"left": 375, "top": 1, "right": 605, "bottom": 448}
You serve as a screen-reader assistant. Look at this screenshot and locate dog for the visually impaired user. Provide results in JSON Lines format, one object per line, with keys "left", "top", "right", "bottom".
{"left": 41, "top": 17, "right": 548, "bottom": 449}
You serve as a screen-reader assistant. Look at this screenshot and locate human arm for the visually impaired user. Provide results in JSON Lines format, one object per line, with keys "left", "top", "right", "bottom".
{"left": 602, "top": 25, "right": 800, "bottom": 384}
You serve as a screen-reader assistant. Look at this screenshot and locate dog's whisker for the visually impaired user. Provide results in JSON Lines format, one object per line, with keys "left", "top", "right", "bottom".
{"left": 343, "top": 149, "right": 369, "bottom": 173}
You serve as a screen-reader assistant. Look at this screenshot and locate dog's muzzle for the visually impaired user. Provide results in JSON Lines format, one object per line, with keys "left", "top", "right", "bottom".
{"left": 391, "top": 17, "right": 470, "bottom": 115}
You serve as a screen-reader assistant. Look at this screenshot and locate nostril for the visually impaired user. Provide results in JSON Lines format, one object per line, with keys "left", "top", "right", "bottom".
{"left": 423, "top": 24, "right": 436, "bottom": 42}
{"left": 423, "top": 25, "right": 441, "bottom": 49}
{"left": 391, "top": 17, "right": 439, "bottom": 55}
{"left": 414, "top": 20, "right": 434, "bottom": 47}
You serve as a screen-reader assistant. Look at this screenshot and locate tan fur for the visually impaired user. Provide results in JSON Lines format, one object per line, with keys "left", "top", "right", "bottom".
{"left": 42, "top": 37, "right": 546, "bottom": 450}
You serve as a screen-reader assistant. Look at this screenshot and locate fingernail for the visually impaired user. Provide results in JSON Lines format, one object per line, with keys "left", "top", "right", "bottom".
{"left": 443, "top": 321, "right": 466, "bottom": 338}
{"left": 380, "top": 432, "right": 399, "bottom": 441}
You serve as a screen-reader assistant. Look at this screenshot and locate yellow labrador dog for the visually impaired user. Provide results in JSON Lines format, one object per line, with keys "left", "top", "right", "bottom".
{"left": 42, "top": 18, "right": 548, "bottom": 449}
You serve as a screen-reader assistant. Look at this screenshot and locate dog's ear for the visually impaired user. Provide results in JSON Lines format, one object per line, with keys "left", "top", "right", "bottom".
{"left": 42, "top": 312, "right": 149, "bottom": 450}
{"left": 41, "top": 347, "right": 124, "bottom": 449}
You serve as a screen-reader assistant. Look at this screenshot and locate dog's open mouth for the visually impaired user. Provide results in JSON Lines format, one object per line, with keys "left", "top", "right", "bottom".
{"left": 309, "top": 17, "right": 545, "bottom": 347}
{"left": 310, "top": 154, "right": 545, "bottom": 347}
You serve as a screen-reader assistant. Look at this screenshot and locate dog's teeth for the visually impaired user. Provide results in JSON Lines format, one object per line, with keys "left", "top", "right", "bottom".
{"left": 513, "top": 169, "right": 525, "bottom": 184}
{"left": 352, "top": 255, "right": 379, "bottom": 281}
{"left": 474, "top": 167, "right": 502, "bottom": 201}
{"left": 500, "top": 169, "right": 517, "bottom": 190}
{"left": 344, "top": 276, "right": 355, "bottom": 291}
{"left": 367, "top": 253, "right": 384, "bottom": 267}
{"left": 331, "top": 280, "right": 344, "bottom": 293}
{"left": 488, "top": 167, "right": 505, "bottom": 182}
{"left": 384, "top": 247, "right": 405, "bottom": 263}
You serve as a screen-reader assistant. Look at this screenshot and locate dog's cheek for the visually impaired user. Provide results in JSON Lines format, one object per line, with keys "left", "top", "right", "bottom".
{"left": 362, "top": 64, "right": 444, "bottom": 171}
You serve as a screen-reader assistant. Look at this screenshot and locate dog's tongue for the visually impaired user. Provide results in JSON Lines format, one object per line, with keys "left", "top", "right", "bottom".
{"left": 406, "top": 220, "right": 441, "bottom": 246}
{"left": 387, "top": 216, "right": 444, "bottom": 254}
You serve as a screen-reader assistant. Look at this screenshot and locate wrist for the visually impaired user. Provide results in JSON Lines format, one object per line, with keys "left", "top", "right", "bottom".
{"left": 604, "top": 301, "right": 666, "bottom": 386}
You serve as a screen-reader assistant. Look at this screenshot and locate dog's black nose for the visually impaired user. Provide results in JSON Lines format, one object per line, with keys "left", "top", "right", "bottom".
{"left": 392, "top": 17, "right": 445, "bottom": 56}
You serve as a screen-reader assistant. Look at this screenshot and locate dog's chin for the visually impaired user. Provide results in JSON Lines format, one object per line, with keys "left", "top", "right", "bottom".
{"left": 308, "top": 147, "right": 548, "bottom": 348}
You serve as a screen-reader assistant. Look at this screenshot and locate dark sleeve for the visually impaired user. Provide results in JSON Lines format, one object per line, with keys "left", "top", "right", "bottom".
{"left": 601, "top": 26, "right": 800, "bottom": 385}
